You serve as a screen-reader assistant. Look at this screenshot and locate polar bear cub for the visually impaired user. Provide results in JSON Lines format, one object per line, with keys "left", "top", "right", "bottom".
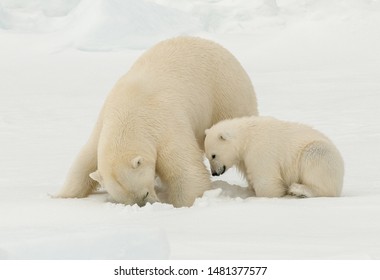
{"left": 204, "top": 116, "right": 344, "bottom": 198}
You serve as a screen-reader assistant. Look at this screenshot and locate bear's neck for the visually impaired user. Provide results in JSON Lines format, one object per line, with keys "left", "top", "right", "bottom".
{"left": 126, "top": 133, "right": 156, "bottom": 161}
{"left": 236, "top": 125, "right": 250, "bottom": 159}
{"left": 102, "top": 120, "right": 157, "bottom": 162}
{"left": 234, "top": 123, "right": 252, "bottom": 174}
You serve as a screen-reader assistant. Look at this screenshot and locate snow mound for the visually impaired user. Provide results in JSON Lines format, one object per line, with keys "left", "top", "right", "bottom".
{"left": 0, "top": 0, "right": 80, "bottom": 31}
{"left": 75, "top": 0, "right": 201, "bottom": 51}
{"left": 152, "top": 0, "right": 380, "bottom": 34}
{"left": 0, "top": 0, "right": 201, "bottom": 50}
{"left": 1, "top": 0, "right": 379, "bottom": 50}
{"left": 153, "top": 0, "right": 282, "bottom": 33}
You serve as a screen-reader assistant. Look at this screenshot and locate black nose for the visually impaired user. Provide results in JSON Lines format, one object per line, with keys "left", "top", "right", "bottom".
{"left": 136, "top": 192, "right": 150, "bottom": 207}
{"left": 212, "top": 171, "right": 220, "bottom": 176}
{"left": 137, "top": 200, "right": 147, "bottom": 207}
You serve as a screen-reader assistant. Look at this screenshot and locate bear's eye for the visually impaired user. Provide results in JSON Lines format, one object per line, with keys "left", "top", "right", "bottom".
{"left": 211, "top": 154, "right": 216, "bottom": 159}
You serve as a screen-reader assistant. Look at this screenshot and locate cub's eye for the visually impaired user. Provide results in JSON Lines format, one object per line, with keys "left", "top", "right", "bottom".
{"left": 211, "top": 154, "right": 216, "bottom": 159}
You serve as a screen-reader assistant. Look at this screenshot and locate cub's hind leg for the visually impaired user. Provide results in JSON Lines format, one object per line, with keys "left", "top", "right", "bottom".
{"left": 295, "top": 141, "right": 344, "bottom": 197}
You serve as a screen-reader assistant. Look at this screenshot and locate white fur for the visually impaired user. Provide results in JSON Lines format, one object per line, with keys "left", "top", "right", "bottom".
{"left": 57, "top": 36, "right": 257, "bottom": 207}
{"left": 204, "top": 116, "right": 344, "bottom": 198}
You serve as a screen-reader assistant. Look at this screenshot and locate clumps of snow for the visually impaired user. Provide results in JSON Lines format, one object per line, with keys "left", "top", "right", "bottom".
{"left": 211, "top": 180, "right": 255, "bottom": 199}
{"left": 105, "top": 200, "right": 175, "bottom": 213}
{"left": 193, "top": 180, "right": 255, "bottom": 208}
{"left": 193, "top": 188, "right": 223, "bottom": 208}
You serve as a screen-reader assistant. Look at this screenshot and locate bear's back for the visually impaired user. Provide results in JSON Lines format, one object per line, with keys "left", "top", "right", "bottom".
{"left": 104, "top": 37, "right": 257, "bottom": 147}
{"left": 129, "top": 37, "right": 256, "bottom": 114}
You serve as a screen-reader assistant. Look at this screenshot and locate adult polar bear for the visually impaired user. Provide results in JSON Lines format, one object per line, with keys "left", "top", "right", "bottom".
{"left": 57, "top": 36, "right": 257, "bottom": 207}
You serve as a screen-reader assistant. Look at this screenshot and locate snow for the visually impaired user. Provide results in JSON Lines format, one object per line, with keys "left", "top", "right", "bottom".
{"left": 0, "top": 0, "right": 380, "bottom": 260}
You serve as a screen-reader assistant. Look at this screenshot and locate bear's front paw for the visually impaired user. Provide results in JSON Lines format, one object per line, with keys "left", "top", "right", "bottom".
{"left": 288, "top": 183, "right": 313, "bottom": 198}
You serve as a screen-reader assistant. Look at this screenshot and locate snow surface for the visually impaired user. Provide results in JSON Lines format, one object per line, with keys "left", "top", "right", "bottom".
{"left": 0, "top": 0, "right": 380, "bottom": 259}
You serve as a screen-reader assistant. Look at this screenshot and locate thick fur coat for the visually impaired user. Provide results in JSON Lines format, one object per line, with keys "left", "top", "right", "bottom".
{"left": 57, "top": 36, "right": 257, "bottom": 207}
{"left": 205, "top": 116, "right": 344, "bottom": 198}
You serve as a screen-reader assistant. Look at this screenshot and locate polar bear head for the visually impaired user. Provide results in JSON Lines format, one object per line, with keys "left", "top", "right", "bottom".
{"left": 204, "top": 120, "right": 241, "bottom": 176}
{"left": 90, "top": 155, "right": 159, "bottom": 206}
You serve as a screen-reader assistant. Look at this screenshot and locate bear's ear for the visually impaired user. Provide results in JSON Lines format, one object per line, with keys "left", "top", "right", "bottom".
{"left": 131, "top": 156, "right": 143, "bottom": 169}
{"left": 89, "top": 170, "right": 102, "bottom": 183}
{"left": 205, "top": 128, "right": 210, "bottom": 135}
{"left": 219, "top": 132, "right": 232, "bottom": 141}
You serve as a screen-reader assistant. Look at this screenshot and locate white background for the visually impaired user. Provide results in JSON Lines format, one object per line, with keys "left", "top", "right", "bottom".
{"left": 0, "top": 0, "right": 380, "bottom": 262}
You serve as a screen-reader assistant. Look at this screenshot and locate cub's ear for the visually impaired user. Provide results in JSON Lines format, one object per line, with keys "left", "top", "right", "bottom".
{"left": 131, "top": 156, "right": 143, "bottom": 169}
{"left": 89, "top": 170, "right": 102, "bottom": 183}
{"left": 205, "top": 128, "right": 210, "bottom": 135}
{"left": 219, "top": 132, "right": 232, "bottom": 141}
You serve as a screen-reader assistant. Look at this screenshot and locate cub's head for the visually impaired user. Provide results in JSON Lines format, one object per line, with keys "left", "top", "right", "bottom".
{"left": 204, "top": 121, "right": 240, "bottom": 176}
{"left": 90, "top": 155, "right": 159, "bottom": 207}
